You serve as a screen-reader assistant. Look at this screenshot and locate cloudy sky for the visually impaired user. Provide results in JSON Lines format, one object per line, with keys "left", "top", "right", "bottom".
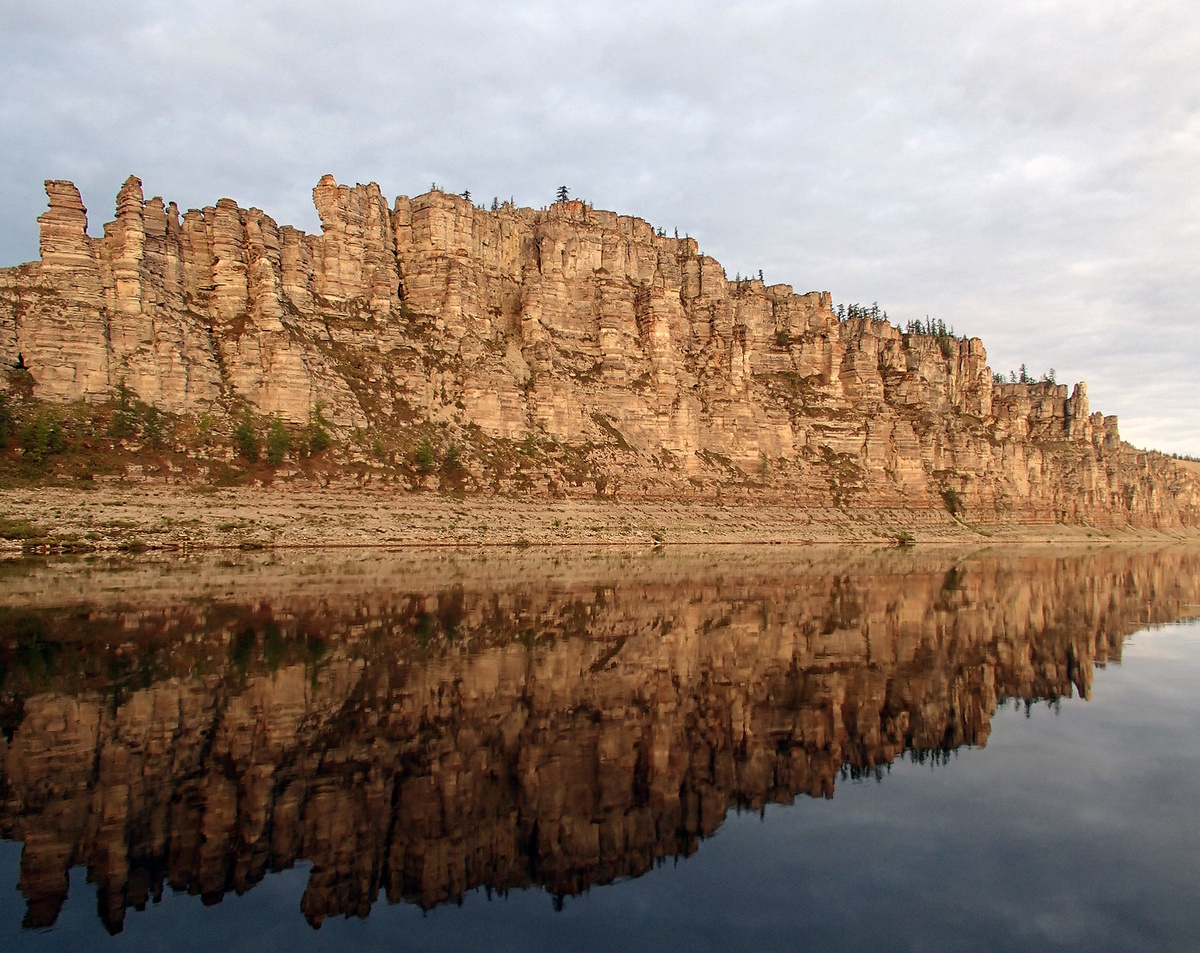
{"left": 2, "top": 1, "right": 1196, "bottom": 453}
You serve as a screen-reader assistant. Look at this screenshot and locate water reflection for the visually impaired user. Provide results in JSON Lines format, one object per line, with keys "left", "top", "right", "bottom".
{"left": 0, "top": 546, "right": 1198, "bottom": 934}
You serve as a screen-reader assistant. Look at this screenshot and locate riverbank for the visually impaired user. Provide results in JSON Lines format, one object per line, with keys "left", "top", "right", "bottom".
{"left": 3, "top": 485, "right": 1198, "bottom": 554}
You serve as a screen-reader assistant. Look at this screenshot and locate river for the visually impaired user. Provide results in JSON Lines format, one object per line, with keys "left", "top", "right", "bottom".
{"left": 1, "top": 545, "right": 1198, "bottom": 951}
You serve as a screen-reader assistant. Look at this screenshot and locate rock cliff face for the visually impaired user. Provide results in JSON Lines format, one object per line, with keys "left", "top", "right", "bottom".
{"left": 2, "top": 548, "right": 1199, "bottom": 931}
{"left": 1, "top": 177, "right": 1198, "bottom": 526}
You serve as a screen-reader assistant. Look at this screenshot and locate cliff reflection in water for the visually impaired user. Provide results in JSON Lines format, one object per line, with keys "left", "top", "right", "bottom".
{"left": 1, "top": 547, "right": 1199, "bottom": 934}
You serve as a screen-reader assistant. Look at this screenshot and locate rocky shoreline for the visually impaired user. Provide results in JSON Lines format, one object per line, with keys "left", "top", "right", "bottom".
{"left": 4, "top": 485, "right": 1198, "bottom": 556}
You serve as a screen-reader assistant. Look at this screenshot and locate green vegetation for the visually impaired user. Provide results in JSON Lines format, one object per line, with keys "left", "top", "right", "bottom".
{"left": 307, "top": 402, "right": 332, "bottom": 453}
{"left": 0, "top": 516, "right": 40, "bottom": 540}
{"left": 109, "top": 379, "right": 136, "bottom": 437}
{"left": 941, "top": 487, "right": 964, "bottom": 519}
{"left": 106, "top": 381, "right": 172, "bottom": 448}
{"left": 838, "top": 302, "right": 891, "bottom": 323}
{"left": 904, "top": 316, "right": 962, "bottom": 358}
{"left": 993, "top": 366, "right": 1057, "bottom": 385}
{"left": 141, "top": 404, "right": 164, "bottom": 448}
{"left": 265, "top": 414, "right": 290, "bottom": 465}
{"left": 591, "top": 413, "right": 631, "bottom": 451}
{"left": 0, "top": 393, "right": 15, "bottom": 448}
{"left": 832, "top": 303, "right": 971, "bottom": 360}
{"left": 0, "top": 387, "right": 345, "bottom": 489}
{"left": 415, "top": 435, "right": 436, "bottom": 474}
{"left": 232, "top": 411, "right": 259, "bottom": 462}
{"left": 20, "top": 410, "right": 66, "bottom": 465}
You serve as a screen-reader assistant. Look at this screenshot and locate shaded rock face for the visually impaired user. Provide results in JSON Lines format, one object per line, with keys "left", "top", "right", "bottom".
{"left": 2, "top": 177, "right": 1199, "bottom": 525}
{"left": 2, "top": 548, "right": 1199, "bottom": 932}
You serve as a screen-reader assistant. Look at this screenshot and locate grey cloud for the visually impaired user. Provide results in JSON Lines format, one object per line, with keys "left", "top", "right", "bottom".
{"left": 0, "top": 0, "right": 1196, "bottom": 452}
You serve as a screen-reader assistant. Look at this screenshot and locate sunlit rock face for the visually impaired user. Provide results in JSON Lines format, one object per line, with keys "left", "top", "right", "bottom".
{"left": 2, "top": 548, "right": 1198, "bottom": 932}
{"left": 1, "top": 178, "right": 1198, "bottom": 525}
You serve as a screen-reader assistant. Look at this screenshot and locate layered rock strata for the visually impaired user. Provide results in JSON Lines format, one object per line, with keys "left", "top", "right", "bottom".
{"left": 1, "top": 177, "right": 1198, "bottom": 526}
{"left": 2, "top": 548, "right": 1199, "bottom": 931}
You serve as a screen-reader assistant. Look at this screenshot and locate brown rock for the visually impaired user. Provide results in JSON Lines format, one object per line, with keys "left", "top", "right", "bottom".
{"left": 0, "top": 176, "right": 1197, "bottom": 527}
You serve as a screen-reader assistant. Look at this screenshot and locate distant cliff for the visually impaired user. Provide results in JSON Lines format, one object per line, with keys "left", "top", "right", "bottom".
{"left": 1, "top": 175, "right": 1197, "bottom": 527}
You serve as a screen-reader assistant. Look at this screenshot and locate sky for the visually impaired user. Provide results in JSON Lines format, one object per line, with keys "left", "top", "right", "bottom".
{"left": 1, "top": 0, "right": 1197, "bottom": 454}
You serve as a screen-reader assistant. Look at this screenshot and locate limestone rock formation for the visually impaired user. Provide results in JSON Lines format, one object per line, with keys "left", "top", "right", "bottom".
{"left": 2, "top": 548, "right": 1198, "bottom": 931}
{"left": 1, "top": 176, "right": 1198, "bottom": 527}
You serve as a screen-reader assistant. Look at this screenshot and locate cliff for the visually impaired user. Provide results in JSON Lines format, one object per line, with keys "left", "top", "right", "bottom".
{"left": 2, "top": 547, "right": 1199, "bottom": 931}
{"left": 1, "top": 176, "right": 1198, "bottom": 527}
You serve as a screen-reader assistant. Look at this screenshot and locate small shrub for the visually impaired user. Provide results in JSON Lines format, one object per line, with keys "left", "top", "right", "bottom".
{"left": 941, "top": 488, "right": 964, "bottom": 518}
{"left": 233, "top": 412, "right": 260, "bottom": 463}
{"left": 265, "top": 414, "right": 290, "bottom": 465}
{"left": 20, "top": 411, "right": 66, "bottom": 464}
{"left": 0, "top": 393, "right": 13, "bottom": 448}
{"left": 109, "top": 379, "right": 136, "bottom": 437}
{"left": 892, "top": 530, "right": 915, "bottom": 547}
{"left": 140, "top": 403, "right": 164, "bottom": 449}
{"left": 443, "top": 442, "right": 462, "bottom": 473}
{"left": 0, "top": 516, "right": 39, "bottom": 540}
{"left": 415, "top": 436, "right": 436, "bottom": 474}
{"left": 308, "top": 402, "right": 332, "bottom": 453}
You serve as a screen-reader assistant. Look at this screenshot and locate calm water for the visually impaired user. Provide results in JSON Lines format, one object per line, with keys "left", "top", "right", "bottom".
{"left": 1, "top": 546, "right": 1199, "bottom": 951}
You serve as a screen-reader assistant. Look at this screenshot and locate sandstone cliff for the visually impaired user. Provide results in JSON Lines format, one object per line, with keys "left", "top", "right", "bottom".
{"left": 2, "top": 548, "right": 1199, "bottom": 931}
{"left": 1, "top": 176, "right": 1197, "bottom": 527}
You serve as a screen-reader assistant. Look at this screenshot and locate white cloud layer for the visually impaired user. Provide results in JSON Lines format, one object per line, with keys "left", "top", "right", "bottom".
{"left": 1, "top": 0, "right": 1197, "bottom": 453}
